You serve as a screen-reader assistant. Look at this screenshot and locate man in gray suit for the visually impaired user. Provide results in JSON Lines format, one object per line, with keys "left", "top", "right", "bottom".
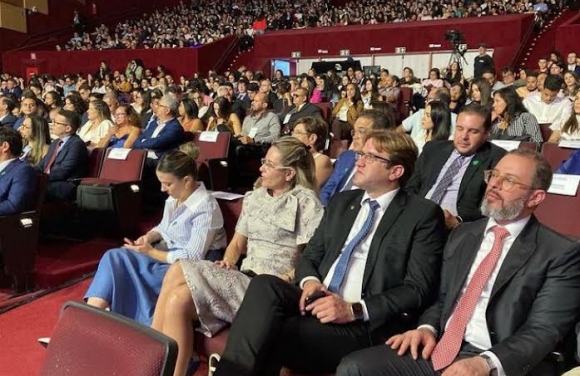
{"left": 337, "top": 149, "right": 580, "bottom": 376}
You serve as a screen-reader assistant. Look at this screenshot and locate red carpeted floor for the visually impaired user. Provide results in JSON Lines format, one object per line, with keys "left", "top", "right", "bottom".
{"left": 0, "top": 278, "right": 91, "bottom": 376}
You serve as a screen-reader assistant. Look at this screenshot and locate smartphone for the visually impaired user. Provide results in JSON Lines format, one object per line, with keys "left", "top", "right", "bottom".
{"left": 305, "top": 290, "right": 327, "bottom": 306}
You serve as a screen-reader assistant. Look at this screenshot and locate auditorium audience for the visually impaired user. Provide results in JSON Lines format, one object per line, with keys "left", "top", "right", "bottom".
{"left": 78, "top": 99, "right": 114, "bottom": 146}
{"left": 206, "top": 97, "right": 242, "bottom": 136}
{"left": 0, "top": 127, "right": 36, "bottom": 216}
{"left": 336, "top": 149, "right": 580, "bottom": 376}
{"left": 84, "top": 142, "right": 227, "bottom": 325}
{"left": 280, "top": 87, "right": 322, "bottom": 131}
{"left": 151, "top": 137, "right": 323, "bottom": 376}
{"left": 413, "top": 100, "right": 452, "bottom": 153}
{"left": 548, "top": 93, "right": 580, "bottom": 142}
{"left": 331, "top": 83, "right": 364, "bottom": 153}
{"left": 97, "top": 104, "right": 142, "bottom": 148}
{"left": 0, "top": 97, "right": 18, "bottom": 128}
{"left": 523, "top": 74, "right": 572, "bottom": 132}
{"left": 211, "top": 130, "right": 447, "bottom": 376}
{"left": 19, "top": 115, "right": 51, "bottom": 165}
{"left": 178, "top": 98, "right": 203, "bottom": 132}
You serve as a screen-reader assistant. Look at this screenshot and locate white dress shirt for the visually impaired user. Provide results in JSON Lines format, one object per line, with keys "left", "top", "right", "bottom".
{"left": 301, "top": 188, "right": 399, "bottom": 320}
{"left": 523, "top": 94, "right": 572, "bottom": 130}
{"left": 0, "top": 158, "right": 16, "bottom": 175}
{"left": 421, "top": 216, "right": 530, "bottom": 376}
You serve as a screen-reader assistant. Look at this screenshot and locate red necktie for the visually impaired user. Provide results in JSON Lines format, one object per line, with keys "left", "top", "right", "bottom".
{"left": 431, "top": 225, "right": 510, "bottom": 371}
{"left": 43, "top": 140, "right": 63, "bottom": 173}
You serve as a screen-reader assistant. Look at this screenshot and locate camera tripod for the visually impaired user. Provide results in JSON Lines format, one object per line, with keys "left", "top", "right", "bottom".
{"left": 447, "top": 45, "right": 469, "bottom": 72}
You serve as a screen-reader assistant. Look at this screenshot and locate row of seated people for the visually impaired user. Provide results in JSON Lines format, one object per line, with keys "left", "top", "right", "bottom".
{"left": 60, "top": 103, "right": 580, "bottom": 376}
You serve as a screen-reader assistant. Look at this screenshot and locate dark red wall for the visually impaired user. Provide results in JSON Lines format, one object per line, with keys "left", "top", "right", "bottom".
{"left": 555, "top": 13, "right": 580, "bottom": 56}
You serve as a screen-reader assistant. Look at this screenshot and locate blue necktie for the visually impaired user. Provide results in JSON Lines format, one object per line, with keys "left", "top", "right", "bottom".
{"left": 430, "top": 155, "right": 466, "bottom": 204}
{"left": 328, "top": 200, "right": 381, "bottom": 293}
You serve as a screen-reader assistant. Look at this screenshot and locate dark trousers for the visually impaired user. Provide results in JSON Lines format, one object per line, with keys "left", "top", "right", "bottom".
{"left": 213, "top": 275, "right": 374, "bottom": 376}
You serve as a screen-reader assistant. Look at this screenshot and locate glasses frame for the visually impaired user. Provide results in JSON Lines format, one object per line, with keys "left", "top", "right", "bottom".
{"left": 483, "top": 169, "right": 534, "bottom": 191}
{"left": 260, "top": 158, "right": 293, "bottom": 171}
{"left": 355, "top": 151, "right": 392, "bottom": 165}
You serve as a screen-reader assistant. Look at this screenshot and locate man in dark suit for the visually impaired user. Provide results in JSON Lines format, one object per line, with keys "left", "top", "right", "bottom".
{"left": 213, "top": 130, "right": 447, "bottom": 376}
{"left": 0, "top": 127, "right": 36, "bottom": 216}
{"left": 337, "top": 148, "right": 580, "bottom": 376}
{"left": 133, "top": 94, "right": 185, "bottom": 161}
{"left": 406, "top": 104, "right": 506, "bottom": 229}
{"left": 0, "top": 97, "right": 17, "bottom": 128}
{"left": 39, "top": 109, "right": 88, "bottom": 202}
{"left": 279, "top": 87, "right": 322, "bottom": 132}
{"left": 320, "top": 110, "right": 393, "bottom": 206}
{"left": 567, "top": 52, "right": 580, "bottom": 75}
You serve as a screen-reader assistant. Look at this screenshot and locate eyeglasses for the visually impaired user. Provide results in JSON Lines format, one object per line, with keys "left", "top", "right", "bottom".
{"left": 355, "top": 151, "right": 391, "bottom": 165}
{"left": 52, "top": 121, "right": 70, "bottom": 127}
{"left": 260, "top": 158, "right": 292, "bottom": 170}
{"left": 483, "top": 170, "right": 534, "bottom": 191}
{"left": 350, "top": 129, "right": 369, "bottom": 137}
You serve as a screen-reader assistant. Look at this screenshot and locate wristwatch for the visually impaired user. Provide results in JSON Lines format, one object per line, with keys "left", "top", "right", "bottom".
{"left": 351, "top": 302, "right": 364, "bottom": 321}
{"left": 480, "top": 354, "right": 498, "bottom": 376}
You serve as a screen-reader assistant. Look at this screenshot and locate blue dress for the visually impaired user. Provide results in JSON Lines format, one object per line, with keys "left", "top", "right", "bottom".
{"left": 108, "top": 134, "right": 129, "bottom": 148}
{"left": 84, "top": 183, "right": 227, "bottom": 325}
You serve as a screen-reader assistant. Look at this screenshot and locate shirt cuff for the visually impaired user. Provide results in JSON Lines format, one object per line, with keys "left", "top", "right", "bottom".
{"left": 481, "top": 351, "right": 506, "bottom": 376}
{"left": 417, "top": 324, "right": 438, "bottom": 337}
{"left": 299, "top": 276, "right": 321, "bottom": 289}
{"left": 359, "top": 300, "right": 370, "bottom": 321}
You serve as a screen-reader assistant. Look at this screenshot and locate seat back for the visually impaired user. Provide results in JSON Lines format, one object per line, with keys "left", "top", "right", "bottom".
{"left": 541, "top": 143, "right": 575, "bottom": 171}
{"left": 217, "top": 198, "right": 243, "bottom": 242}
{"left": 518, "top": 141, "right": 539, "bottom": 152}
{"left": 536, "top": 192, "right": 580, "bottom": 239}
{"left": 99, "top": 148, "right": 147, "bottom": 181}
{"left": 539, "top": 123, "right": 552, "bottom": 142}
{"left": 313, "top": 102, "right": 332, "bottom": 124}
{"left": 193, "top": 132, "right": 231, "bottom": 160}
{"left": 87, "top": 147, "right": 107, "bottom": 177}
{"left": 40, "top": 301, "right": 177, "bottom": 376}
{"left": 398, "top": 87, "right": 413, "bottom": 122}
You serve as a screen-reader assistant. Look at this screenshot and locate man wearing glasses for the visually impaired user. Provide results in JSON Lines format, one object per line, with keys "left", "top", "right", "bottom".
{"left": 279, "top": 87, "right": 322, "bottom": 131}
{"left": 406, "top": 104, "right": 506, "bottom": 229}
{"left": 40, "top": 109, "right": 88, "bottom": 202}
{"left": 213, "top": 130, "right": 447, "bottom": 376}
{"left": 320, "top": 110, "right": 393, "bottom": 206}
{"left": 336, "top": 149, "right": 580, "bottom": 376}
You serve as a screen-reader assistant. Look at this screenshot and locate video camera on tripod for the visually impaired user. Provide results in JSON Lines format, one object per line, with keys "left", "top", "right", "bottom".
{"left": 444, "top": 29, "right": 468, "bottom": 69}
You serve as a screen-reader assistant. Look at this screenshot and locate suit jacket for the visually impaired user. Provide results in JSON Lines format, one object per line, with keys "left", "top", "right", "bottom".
{"left": 296, "top": 189, "right": 446, "bottom": 335}
{"left": 419, "top": 216, "right": 580, "bottom": 376}
{"left": 39, "top": 134, "right": 88, "bottom": 202}
{"left": 406, "top": 140, "right": 506, "bottom": 222}
{"left": 0, "top": 159, "right": 36, "bottom": 216}
{"left": 319, "top": 150, "right": 356, "bottom": 206}
{"left": 279, "top": 103, "right": 322, "bottom": 130}
{"left": 132, "top": 117, "right": 185, "bottom": 158}
{"left": 0, "top": 114, "right": 17, "bottom": 129}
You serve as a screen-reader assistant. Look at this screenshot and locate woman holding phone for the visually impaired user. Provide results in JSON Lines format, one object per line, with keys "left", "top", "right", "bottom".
{"left": 84, "top": 142, "right": 227, "bottom": 325}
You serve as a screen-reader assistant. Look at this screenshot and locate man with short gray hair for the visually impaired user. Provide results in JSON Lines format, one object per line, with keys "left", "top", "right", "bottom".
{"left": 133, "top": 94, "right": 184, "bottom": 161}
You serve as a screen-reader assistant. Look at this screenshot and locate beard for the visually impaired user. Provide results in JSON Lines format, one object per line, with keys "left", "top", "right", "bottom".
{"left": 480, "top": 191, "right": 529, "bottom": 222}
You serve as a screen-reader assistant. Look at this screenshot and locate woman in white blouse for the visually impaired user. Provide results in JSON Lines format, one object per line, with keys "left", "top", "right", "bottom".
{"left": 78, "top": 99, "right": 114, "bottom": 146}
{"left": 548, "top": 93, "right": 580, "bottom": 142}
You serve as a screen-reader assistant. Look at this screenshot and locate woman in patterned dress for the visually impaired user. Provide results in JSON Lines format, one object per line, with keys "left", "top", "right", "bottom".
{"left": 151, "top": 137, "right": 325, "bottom": 376}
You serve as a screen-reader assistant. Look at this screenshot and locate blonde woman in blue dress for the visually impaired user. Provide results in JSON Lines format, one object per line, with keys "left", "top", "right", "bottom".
{"left": 151, "top": 137, "right": 324, "bottom": 376}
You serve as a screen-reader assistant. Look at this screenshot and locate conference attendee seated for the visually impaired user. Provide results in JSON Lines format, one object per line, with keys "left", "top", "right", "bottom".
{"left": 320, "top": 110, "right": 393, "bottom": 205}
{"left": 237, "top": 92, "right": 281, "bottom": 146}
{"left": 84, "top": 142, "right": 227, "bottom": 325}
{"left": 336, "top": 149, "right": 580, "bottom": 376}
{"left": 77, "top": 99, "right": 114, "bottom": 147}
{"left": 291, "top": 116, "right": 333, "bottom": 189}
{"left": 0, "top": 127, "right": 36, "bottom": 216}
{"left": 407, "top": 104, "right": 505, "bottom": 230}
{"left": 396, "top": 87, "right": 458, "bottom": 139}
{"left": 39, "top": 110, "right": 88, "bottom": 202}
{"left": 279, "top": 87, "right": 322, "bottom": 132}
{"left": 151, "top": 137, "right": 323, "bottom": 376}
{"left": 212, "top": 131, "right": 447, "bottom": 376}
{"left": 516, "top": 71, "right": 538, "bottom": 99}
{"left": 19, "top": 115, "right": 51, "bottom": 166}
{"left": 133, "top": 94, "right": 185, "bottom": 162}
{"left": 548, "top": 93, "right": 580, "bottom": 142}
{"left": 523, "top": 74, "right": 572, "bottom": 131}
{"left": 13, "top": 96, "right": 39, "bottom": 130}
{"left": 96, "top": 105, "right": 142, "bottom": 149}
{"left": 490, "top": 86, "right": 542, "bottom": 142}
{"left": 0, "top": 97, "right": 18, "bottom": 128}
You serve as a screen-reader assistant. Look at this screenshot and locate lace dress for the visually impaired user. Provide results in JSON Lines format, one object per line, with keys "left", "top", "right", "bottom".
{"left": 181, "top": 184, "right": 324, "bottom": 336}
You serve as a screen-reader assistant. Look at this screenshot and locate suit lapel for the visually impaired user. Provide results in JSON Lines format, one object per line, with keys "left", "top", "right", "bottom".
{"left": 458, "top": 143, "right": 491, "bottom": 200}
{"left": 329, "top": 195, "right": 362, "bottom": 262}
{"left": 0, "top": 159, "right": 19, "bottom": 179}
{"left": 362, "top": 190, "right": 406, "bottom": 287}
{"left": 336, "top": 153, "right": 355, "bottom": 192}
{"left": 489, "top": 217, "right": 538, "bottom": 300}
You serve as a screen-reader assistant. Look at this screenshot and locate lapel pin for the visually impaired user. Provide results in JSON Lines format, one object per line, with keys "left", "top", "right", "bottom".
{"left": 350, "top": 205, "right": 355, "bottom": 210}
{"left": 472, "top": 160, "right": 479, "bottom": 166}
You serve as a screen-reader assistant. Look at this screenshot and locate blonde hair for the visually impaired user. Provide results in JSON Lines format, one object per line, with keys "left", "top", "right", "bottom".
{"left": 156, "top": 142, "right": 200, "bottom": 180}
{"left": 368, "top": 130, "right": 418, "bottom": 187}
{"left": 272, "top": 136, "right": 317, "bottom": 191}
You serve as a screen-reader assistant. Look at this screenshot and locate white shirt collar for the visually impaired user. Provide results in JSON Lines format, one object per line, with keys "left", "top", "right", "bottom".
{"left": 484, "top": 215, "right": 531, "bottom": 240}
{"left": 360, "top": 188, "right": 400, "bottom": 211}
{"left": 169, "top": 182, "right": 210, "bottom": 212}
{"left": 0, "top": 157, "right": 17, "bottom": 175}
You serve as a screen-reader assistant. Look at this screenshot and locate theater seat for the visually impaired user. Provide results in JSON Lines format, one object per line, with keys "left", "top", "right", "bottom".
{"left": 0, "top": 172, "right": 47, "bottom": 292}
{"left": 193, "top": 132, "right": 231, "bottom": 191}
{"left": 535, "top": 191, "right": 580, "bottom": 239}
{"left": 541, "top": 143, "right": 575, "bottom": 171}
{"left": 313, "top": 102, "right": 332, "bottom": 124}
{"left": 76, "top": 148, "right": 147, "bottom": 237}
{"left": 40, "top": 301, "right": 177, "bottom": 376}
{"left": 397, "top": 86, "right": 413, "bottom": 123}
